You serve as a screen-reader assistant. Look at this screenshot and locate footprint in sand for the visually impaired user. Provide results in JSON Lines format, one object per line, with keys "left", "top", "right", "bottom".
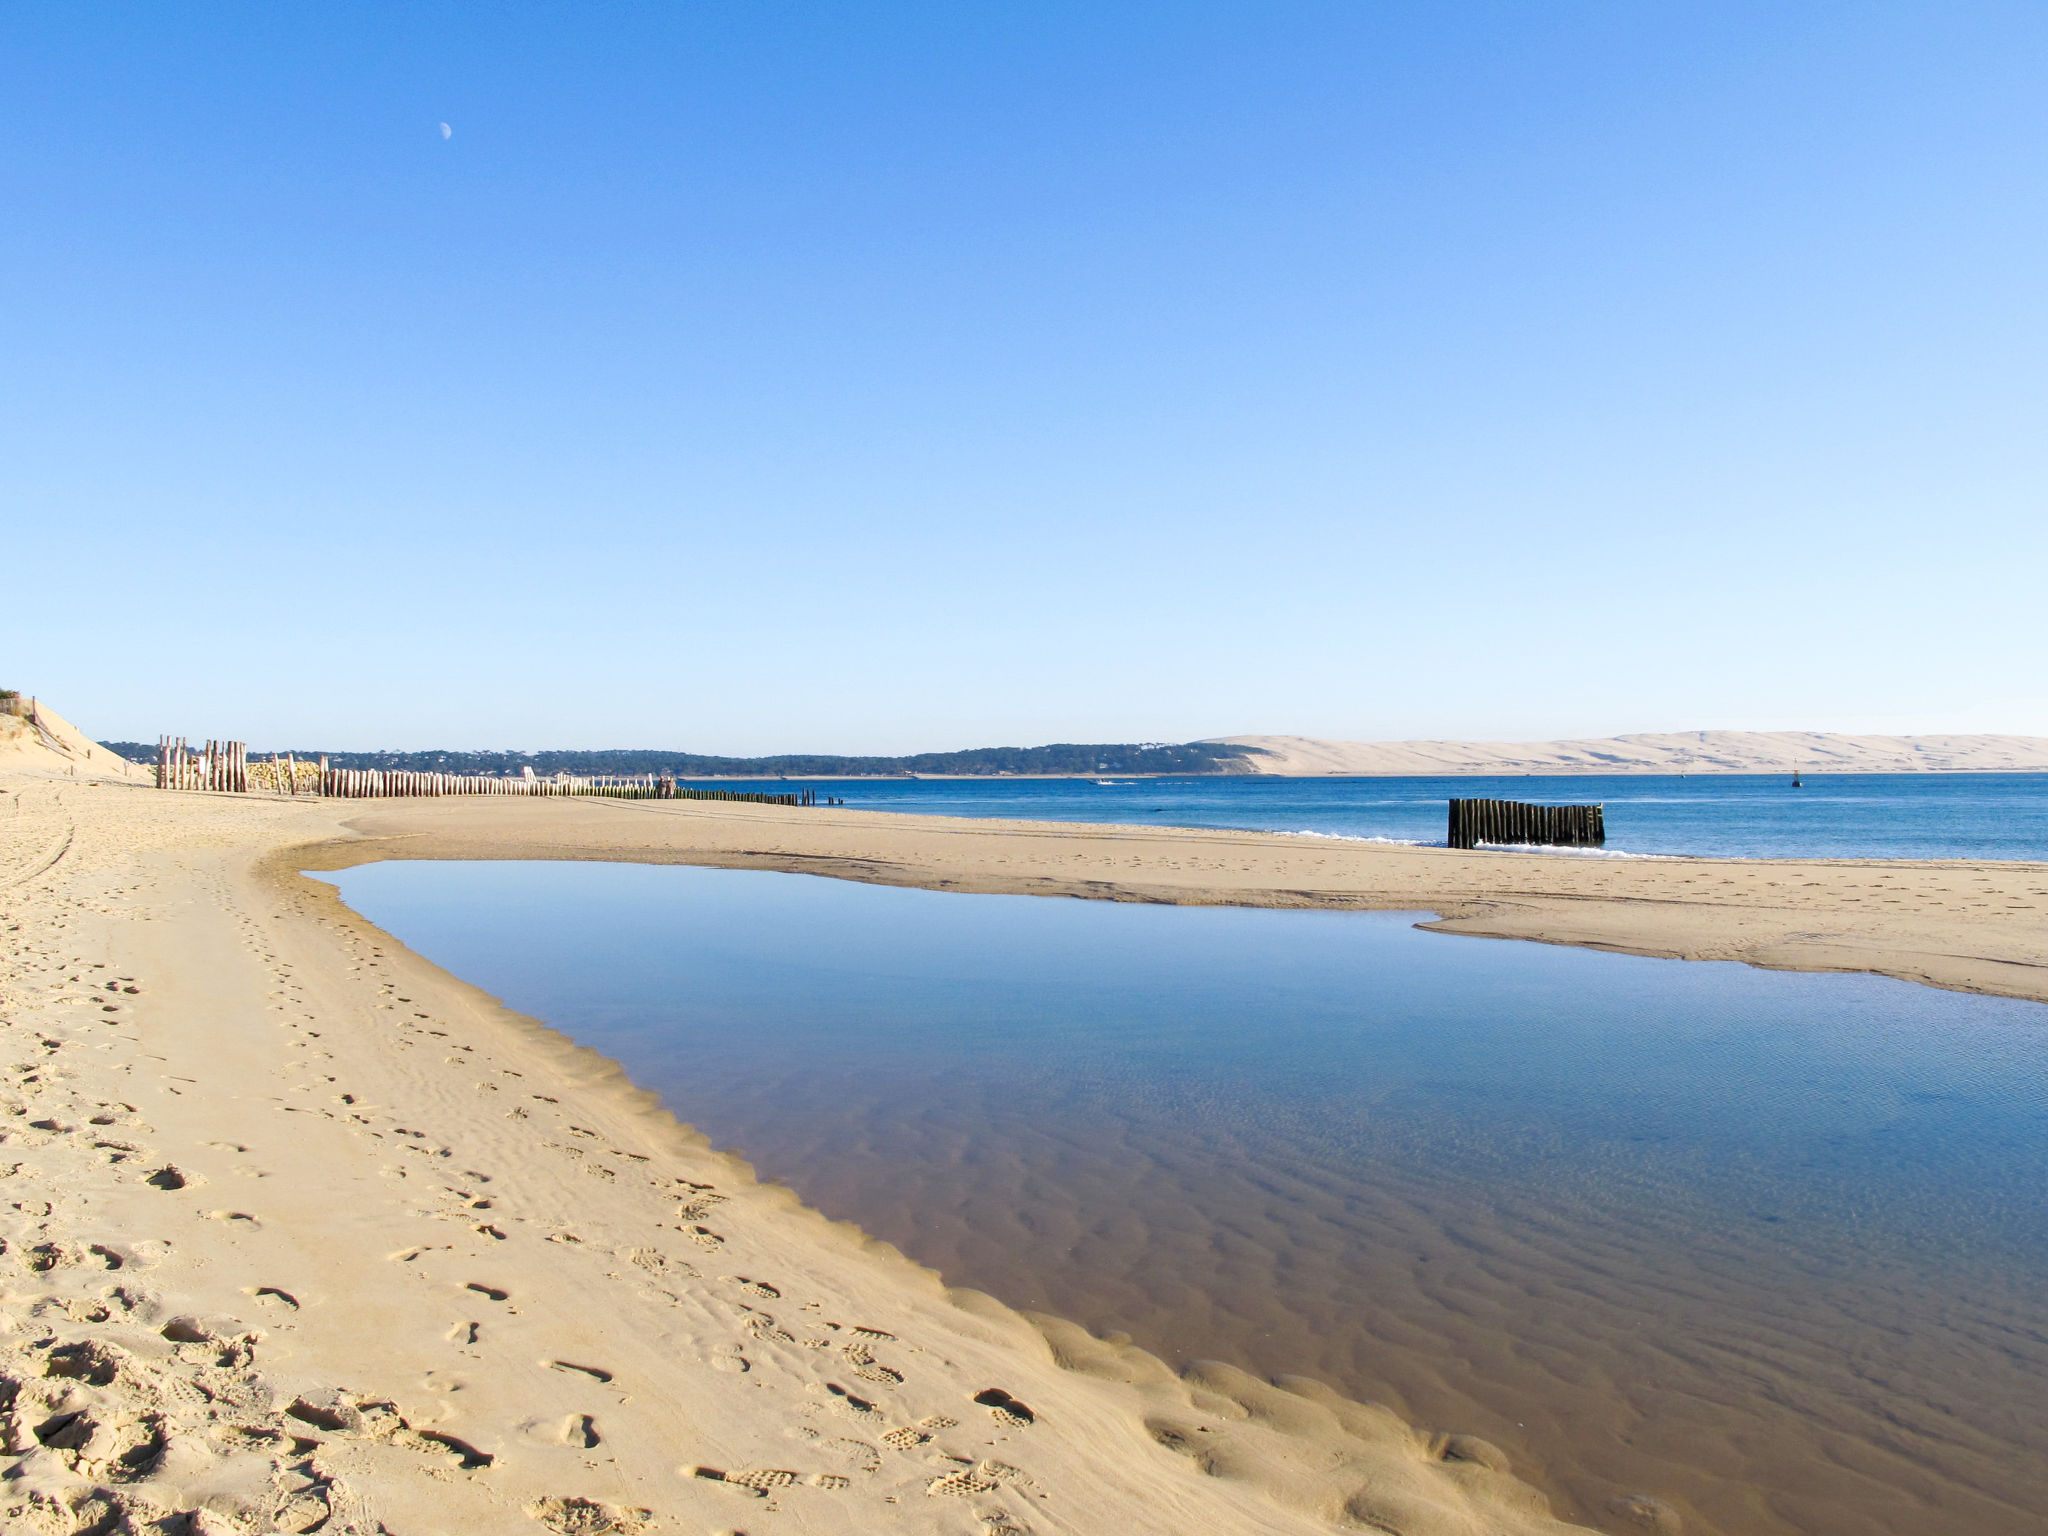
{"left": 691, "top": 1465, "right": 822, "bottom": 1501}
{"left": 742, "top": 1312, "right": 796, "bottom": 1346}
{"left": 676, "top": 1191, "right": 728, "bottom": 1223}
{"left": 708, "top": 1343, "right": 750, "bottom": 1374}
{"left": 974, "top": 1389, "right": 1035, "bottom": 1426}
{"left": 525, "top": 1495, "right": 652, "bottom": 1534}
{"left": 801, "top": 1431, "right": 883, "bottom": 1473}
{"left": 843, "top": 1344, "right": 903, "bottom": 1385}
{"left": 927, "top": 1457, "right": 1034, "bottom": 1498}
{"left": 813, "top": 1382, "right": 881, "bottom": 1421}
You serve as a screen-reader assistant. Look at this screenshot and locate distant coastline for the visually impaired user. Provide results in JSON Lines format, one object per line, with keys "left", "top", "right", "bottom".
{"left": 95, "top": 739, "right": 1269, "bottom": 780}
{"left": 101, "top": 729, "right": 2048, "bottom": 780}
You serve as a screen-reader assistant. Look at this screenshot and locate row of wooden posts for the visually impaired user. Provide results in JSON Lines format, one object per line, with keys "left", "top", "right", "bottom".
{"left": 1447, "top": 797, "right": 1605, "bottom": 850}
{"left": 319, "top": 767, "right": 814, "bottom": 806}
{"left": 154, "top": 743, "right": 816, "bottom": 807}
{"left": 157, "top": 737, "right": 249, "bottom": 793}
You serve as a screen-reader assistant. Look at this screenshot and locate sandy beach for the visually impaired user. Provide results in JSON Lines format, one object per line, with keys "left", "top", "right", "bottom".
{"left": 6, "top": 729, "right": 2046, "bottom": 1534}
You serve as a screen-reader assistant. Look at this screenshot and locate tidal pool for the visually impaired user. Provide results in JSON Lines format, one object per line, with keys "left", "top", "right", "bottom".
{"left": 320, "top": 860, "right": 2048, "bottom": 1536}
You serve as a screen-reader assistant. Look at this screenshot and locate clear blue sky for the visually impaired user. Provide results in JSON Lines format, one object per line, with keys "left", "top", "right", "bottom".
{"left": 5, "top": 3, "right": 2044, "bottom": 752}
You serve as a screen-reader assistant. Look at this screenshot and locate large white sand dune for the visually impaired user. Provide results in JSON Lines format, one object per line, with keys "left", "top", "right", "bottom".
{"left": 1213, "top": 730, "right": 2048, "bottom": 776}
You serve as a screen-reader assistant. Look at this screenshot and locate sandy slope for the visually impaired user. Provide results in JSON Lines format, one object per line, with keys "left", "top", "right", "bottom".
{"left": 1215, "top": 730, "right": 2048, "bottom": 775}
{"left": 0, "top": 702, "right": 148, "bottom": 783}
{"left": 2, "top": 770, "right": 1594, "bottom": 1531}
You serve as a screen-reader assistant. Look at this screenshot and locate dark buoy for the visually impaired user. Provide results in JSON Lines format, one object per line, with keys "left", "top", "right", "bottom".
{"left": 1792, "top": 767, "right": 1803, "bottom": 788}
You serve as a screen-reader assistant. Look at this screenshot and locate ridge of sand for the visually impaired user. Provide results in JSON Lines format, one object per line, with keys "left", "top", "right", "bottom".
{"left": 1, "top": 767, "right": 1597, "bottom": 1534}
{"left": 1214, "top": 729, "right": 2048, "bottom": 776}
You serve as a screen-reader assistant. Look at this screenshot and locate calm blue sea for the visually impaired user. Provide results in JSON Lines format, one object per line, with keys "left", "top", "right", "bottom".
{"left": 678, "top": 771, "right": 2048, "bottom": 861}
{"left": 323, "top": 859, "right": 2048, "bottom": 1536}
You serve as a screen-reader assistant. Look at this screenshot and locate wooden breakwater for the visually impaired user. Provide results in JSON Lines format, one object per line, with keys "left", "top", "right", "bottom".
{"left": 317, "top": 767, "right": 817, "bottom": 807}
{"left": 157, "top": 737, "right": 248, "bottom": 792}
{"left": 147, "top": 739, "right": 818, "bottom": 807}
{"left": 1447, "top": 797, "right": 1604, "bottom": 850}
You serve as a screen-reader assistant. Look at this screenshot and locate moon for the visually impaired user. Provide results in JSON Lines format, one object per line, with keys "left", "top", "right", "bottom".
{"left": 439, "top": 122, "right": 452, "bottom": 139}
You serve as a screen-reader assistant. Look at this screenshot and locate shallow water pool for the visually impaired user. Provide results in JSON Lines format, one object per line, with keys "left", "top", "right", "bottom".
{"left": 320, "top": 860, "right": 2048, "bottom": 1536}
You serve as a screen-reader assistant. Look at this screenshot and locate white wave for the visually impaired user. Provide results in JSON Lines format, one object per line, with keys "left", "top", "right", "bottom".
{"left": 1473, "top": 841, "right": 1674, "bottom": 859}
{"left": 1285, "top": 830, "right": 1677, "bottom": 859}
{"left": 1288, "top": 831, "right": 1434, "bottom": 846}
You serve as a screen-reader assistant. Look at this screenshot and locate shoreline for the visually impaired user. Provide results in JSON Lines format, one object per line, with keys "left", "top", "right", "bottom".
{"left": 312, "top": 792, "right": 2048, "bottom": 1008}
{"left": 7, "top": 773, "right": 2045, "bottom": 1534}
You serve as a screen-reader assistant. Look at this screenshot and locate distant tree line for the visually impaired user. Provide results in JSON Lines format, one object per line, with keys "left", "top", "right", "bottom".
{"left": 99, "top": 739, "right": 1271, "bottom": 778}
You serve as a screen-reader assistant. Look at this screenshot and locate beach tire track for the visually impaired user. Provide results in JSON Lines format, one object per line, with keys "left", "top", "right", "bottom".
{"left": 1, "top": 818, "right": 75, "bottom": 890}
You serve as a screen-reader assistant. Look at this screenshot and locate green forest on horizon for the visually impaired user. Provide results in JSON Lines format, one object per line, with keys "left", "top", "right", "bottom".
{"left": 98, "top": 739, "right": 1271, "bottom": 778}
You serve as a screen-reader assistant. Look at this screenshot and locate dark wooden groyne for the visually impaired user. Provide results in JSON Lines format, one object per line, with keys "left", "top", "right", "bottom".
{"left": 1448, "top": 797, "right": 1604, "bottom": 850}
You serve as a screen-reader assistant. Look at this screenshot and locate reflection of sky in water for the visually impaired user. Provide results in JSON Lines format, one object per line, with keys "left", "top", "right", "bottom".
{"left": 692, "top": 770, "right": 2048, "bottom": 860}
{"left": 322, "top": 861, "right": 2048, "bottom": 1277}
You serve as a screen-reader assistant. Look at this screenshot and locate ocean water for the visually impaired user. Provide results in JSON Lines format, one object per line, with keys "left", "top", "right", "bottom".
{"left": 323, "top": 860, "right": 2048, "bottom": 1536}
{"left": 680, "top": 771, "right": 2048, "bottom": 861}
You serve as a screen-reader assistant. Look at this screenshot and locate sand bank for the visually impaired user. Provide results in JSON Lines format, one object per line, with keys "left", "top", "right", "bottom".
{"left": 319, "top": 791, "right": 2048, "bottom": 1008}
{"left": 2, "top": 764, "right": 1600, "bottom": 1533}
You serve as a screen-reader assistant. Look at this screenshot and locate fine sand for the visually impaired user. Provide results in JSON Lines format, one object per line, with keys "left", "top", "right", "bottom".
{"left": 1218, "top": 729, "right": 2048, "bottom": 775}
{"left": 7, "top": 722, "right": 2047, "bottom": 1536}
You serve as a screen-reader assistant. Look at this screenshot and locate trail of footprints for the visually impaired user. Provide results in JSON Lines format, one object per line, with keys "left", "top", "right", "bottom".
{"left": 0, "top": 968, "right": 461, "bottom": 1531}
{"left": 405, "top": 1144, "right": 1052, "bottom": 1525}
{"left": 4, "top": 851, "right": 1051, "bottom": 1534}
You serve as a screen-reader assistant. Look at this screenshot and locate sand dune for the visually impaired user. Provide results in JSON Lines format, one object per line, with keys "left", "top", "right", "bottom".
{"left": 1215, "top": 729, "right": 2048, "bottom": 776}
{"left": 0, "top": 698, "right": 147, "bottom": 781}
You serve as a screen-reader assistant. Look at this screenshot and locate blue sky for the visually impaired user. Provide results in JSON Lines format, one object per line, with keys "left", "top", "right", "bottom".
{"left": 5, "top": 3, "right": 2045, "bottom": 752}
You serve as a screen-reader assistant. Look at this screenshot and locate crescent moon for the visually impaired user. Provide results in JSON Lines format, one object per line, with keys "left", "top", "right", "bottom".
{"left": 439, "top": 122, "right": 452, "bottom": 139}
